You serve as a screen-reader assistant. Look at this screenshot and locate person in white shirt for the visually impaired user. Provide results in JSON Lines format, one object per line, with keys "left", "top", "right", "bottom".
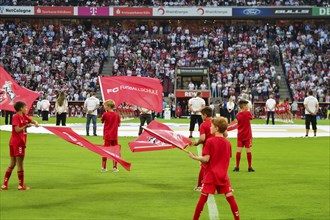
{"left": 188, "top": 92, "right": 205, "bottom": 138}
{"left": 188, "top": 81, "right": 195, "bottom": 90}
{"left": 40, "top": 96, "right": 50, "bottom": 123}
{"left": 265, "top": 94, "right": 276, "bottom": 125}
{"left": 84, "top": 92, "right": 100, "bottom": 136}
{"left": 36, "top": 98, "right": 42, "bottom": 117}
{"left": 303, "top": 90, "right": 319, "bottom": 137}
{"left": 226, "top": 97, "right": 235, "bottom": 123}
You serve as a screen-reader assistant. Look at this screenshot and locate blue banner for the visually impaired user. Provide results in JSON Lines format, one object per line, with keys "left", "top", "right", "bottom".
{"left": 233, "top": 8, "right": 272, "bottom": 17}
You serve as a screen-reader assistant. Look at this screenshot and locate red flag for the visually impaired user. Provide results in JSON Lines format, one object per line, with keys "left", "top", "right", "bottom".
{"left": 0, "top": 66, "right": 41, "bottom": 112}
{"left": 99, "top": 76, "right": 163, "bottom": 112}
{"left": 227, "top": 121, "right": 238, "bottom": 131}
{"left": 128, "top": 126, "right": 173, "bottom": 152}
{"left": 44, "top": 126, "right": 131, "bottom": 171}
{"left": 129, "top": 121, "right": 192, "bottom": 153}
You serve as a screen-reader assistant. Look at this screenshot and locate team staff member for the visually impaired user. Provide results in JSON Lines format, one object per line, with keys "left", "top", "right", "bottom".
{"left": 265, "top": 94, "right": 276, "bottom": 125}
{"left": 188, "top": 92, "right": 205, "bottom": 138}
{"left": 84, "top": 92, "right": 100, "bottom": 136}
{"left": 304, "top": 90, "right": 319, "bottom": 137}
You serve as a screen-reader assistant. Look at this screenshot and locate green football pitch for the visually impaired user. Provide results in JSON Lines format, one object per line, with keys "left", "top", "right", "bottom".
{"left": 0, "top": 119, "right": 329, "bottom": 219}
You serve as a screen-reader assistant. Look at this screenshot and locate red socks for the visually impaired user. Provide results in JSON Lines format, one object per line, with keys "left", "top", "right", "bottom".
{"left": 193, "top": 193, "right": 208, "bottom": 220}
{"left": 197, "top": 167, "right": 204, "bottom": 187}
{"left": 17, "top": 170, "right": 24, "bottom": 187}
{"left": 247, "top": 152, "right": 252, "bottom": 168}
{"left": 235, "top": 152, "right": 241, "bottom": 168}
{"left": 3, "top": 167, "right": 13, "bottom": 186}
{"left": 102, "top": 157, "right": 107, "bottom": 169}
{"left": 236, "top": 152, "right": 253, "bottom": 168}
{"left": 226, "top": 195, "right": 240, "bottom": 220}
{"left": 102, "top": 158, "right": 118, "bottom": 170}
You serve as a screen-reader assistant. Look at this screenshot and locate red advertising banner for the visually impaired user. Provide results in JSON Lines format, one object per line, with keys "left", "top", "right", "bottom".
{"left": 175, "top": 90, "right": 210, "bottom": 98}
{"left": 34, "top": 7, "right": 74, "bottom": 16}
{"left": 113, "top": 7, "right": 152, "bottom": 16}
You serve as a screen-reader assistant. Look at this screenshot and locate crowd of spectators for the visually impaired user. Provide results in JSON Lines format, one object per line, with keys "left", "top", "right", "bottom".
{"left": 0, "top": 0, "right": 328, "bottom": 6}
{"left": 0, "top": 22, "right": 109, "bottom": 103}
{"left": 277, "top": 23, "right": 329, "bottom": 103}
{"left": 110, "top": 22, "right": 283, "bottom": 101}
{"left": 0, "top": 20, "right": 328, "bottom": 118}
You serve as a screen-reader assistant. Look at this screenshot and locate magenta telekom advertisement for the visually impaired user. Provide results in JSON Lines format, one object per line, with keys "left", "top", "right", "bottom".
{"left": 77, "top": 7, "right": 110, "bottom": 16}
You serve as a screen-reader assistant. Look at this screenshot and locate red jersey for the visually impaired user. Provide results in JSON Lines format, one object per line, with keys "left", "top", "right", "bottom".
{"left": 202, "top": 136, "right": 232, "bottom": 185}
{"left": 101, "top": 111, "right": 121, "bottom": 141}
{"left": 278, "top": 103, "right": 286, "bottom": 113}
{"left": 199, "top": 118, "right": 214, "bottom": 147}
{"left": 236, "top": 110, "right": 252, "bottom": 141}
{"left": 9, "top": 113, "right": 32, "bottom": 148}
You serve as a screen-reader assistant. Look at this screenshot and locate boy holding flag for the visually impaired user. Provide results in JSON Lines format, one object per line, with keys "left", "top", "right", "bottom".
{"left": 101, "top": 100, "right": 121, "bottom": 172}
{"left": 2, "top": 101, "right": 39, "bottom": 190}
{"left": 192, "top": 106, "right": 214, "bottom": 191}
{"left": 189, "top": 117, "right": 240, "bottom": 220}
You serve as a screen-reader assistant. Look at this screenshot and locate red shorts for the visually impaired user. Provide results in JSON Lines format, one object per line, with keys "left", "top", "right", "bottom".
{"left": 10, "top": 145, "right": 25, "bottom": 157}
{"left": 202, "top": 182, "right": 233, "bottom": 195}
{"left": 237, "top": 139, "right": 252, "bottom": 148}
{"left": 104, "top": 140, "right": 118, "bottom": 146}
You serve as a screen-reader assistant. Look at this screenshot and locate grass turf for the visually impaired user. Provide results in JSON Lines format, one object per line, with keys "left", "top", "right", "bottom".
{"left": 0, "top": 129, "right": 329, "bottom": 220}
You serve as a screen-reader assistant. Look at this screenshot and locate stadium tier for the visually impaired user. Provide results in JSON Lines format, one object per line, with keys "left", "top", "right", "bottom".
{"left": 0, "top": 5, "right": 329, "bottom": 118}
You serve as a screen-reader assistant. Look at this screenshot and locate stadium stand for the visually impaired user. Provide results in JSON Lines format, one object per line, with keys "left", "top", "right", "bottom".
{"left": 0, "top": 22, "right": 108, "bottom": 102}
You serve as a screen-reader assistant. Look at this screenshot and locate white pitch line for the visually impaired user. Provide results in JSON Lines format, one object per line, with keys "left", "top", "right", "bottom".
{"left": 197, "top": 145, "right": 220, "bottom": 220}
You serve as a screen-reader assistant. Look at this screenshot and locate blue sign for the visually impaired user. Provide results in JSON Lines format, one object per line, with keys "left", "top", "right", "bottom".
{"left": 233, "top": 8, "right": 272, "bottom": 16}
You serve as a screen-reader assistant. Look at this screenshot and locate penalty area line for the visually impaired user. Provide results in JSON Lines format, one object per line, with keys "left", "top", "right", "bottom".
{"left": 197, "top": 145, "right": 220, "bottom": 220}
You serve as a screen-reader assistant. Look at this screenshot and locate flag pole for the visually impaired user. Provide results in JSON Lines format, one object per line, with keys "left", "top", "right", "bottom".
{"left": 98, "top": 76, "right": 105, "bottom": 102}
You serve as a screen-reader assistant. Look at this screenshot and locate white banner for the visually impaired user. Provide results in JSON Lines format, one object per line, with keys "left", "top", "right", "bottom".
{"left": 0, "top": 6, "right": 34, "bottom": 15}
{"left": 153, "top": 7, "right": 231, "bottom": 17}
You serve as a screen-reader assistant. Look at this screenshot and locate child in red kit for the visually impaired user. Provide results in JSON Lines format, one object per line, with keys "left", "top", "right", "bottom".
{"left": 189, "top": 117, "right": 240, "bottom": 220}
{"left": 233, "top": 99, "right": 255, "bottom": 172}
{"left": 192, "top": 107, "right": 214, "bottom": 191}
{"left": 2, "top": 101, "right": 39, "bottom": 190}
{"left": 101, "top": 99, "right": 121, "bottom": 172}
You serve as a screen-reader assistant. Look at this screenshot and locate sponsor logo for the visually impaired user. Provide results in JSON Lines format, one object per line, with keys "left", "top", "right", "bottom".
{"left": 176, "top": 91, "right": 210, "bottom": 98}
{"left": 312, "top": 7, "right": 330, "bottom": 16}
{"left": 197, "top": 8, "right": 204, "bottom": 15}
{"left": 90, "top": 7, "right": 97, "bottom": 15}
{"left": 274, "top": 9, "right": 310, "bottom": 14}
{"left": 184, "top": 92, "right": 198, "bottom": 97}
{"left": 158, "top": 8, "right": 165, "bottom": 15}
{"left": 77, "top": 7, "right": 109, "bottom": 16}
{"left": 114, "top": 7, "right": 152, "bottom": 16}
{"left": 107, "top": 85, "right": 158, "bottom": 95}
{"left": 0, "top": 6, "right": 33, "bottom": 15}
{"left": 243, "top": 8, "right": 261, "bottom": 15}
{"left": 0, "top": 81, "right": 16, "bottom": 105}
{"left": 107, "top": 87, "right": 119, "bottom": 93}
{"left": 35, "top": 7, "right": 74, "bottom": 16}
{"left": 63, "top": 132, "right": 84, "bottom": 147}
